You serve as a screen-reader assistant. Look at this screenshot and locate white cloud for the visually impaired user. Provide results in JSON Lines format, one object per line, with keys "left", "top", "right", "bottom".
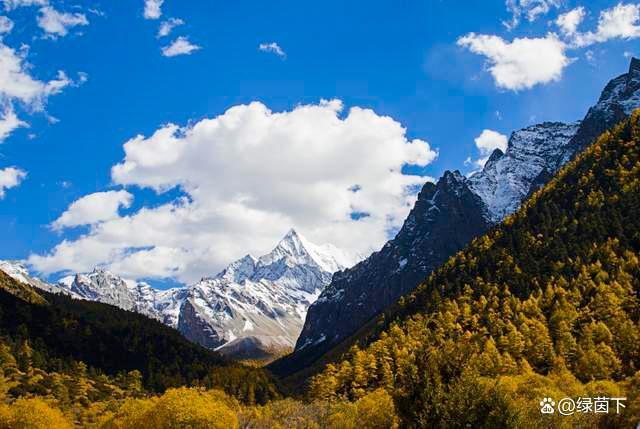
{"left": 0, "top": 16, "right": 12, "bottom": 34}
{"left": 144, "top": 0, "right": 163, "bottom": 20}
{"left": 0, "top": 105, "right": 26, "bottom": 142}
{"left": 457, "top": 33, "right": 570, "bottom": 90}
{"left": 30, "top": 100, "right": 437, "bottom": 283}
{"left": 77, "top": 71, "right": 88, "bottom": 84}
{"left": 475, "top": 129, "right": 508, "bottom": 154}
{"left": 161, "top": 36, "right": 200, "bottom": 57}
{"left": 157, "top": 17, "right": 183, "bottom": 38}
{"left": 569, "top": 3, "right": 640, "bottom": 47}
{"left": 259, "top": 42, "right": 286, "bottom": 58}
{"left": 472, "top": 129, "right": 508, "bottom": 168}
{"left": 0, "top": 42, "right": 71, "bottom": 108}
{"left": 556, "top": 7, "right": 586, "bottom": 36}
{"left": 0, "top": 166, "right": 26, "bottom": 198}
{"left": 504, "top": 0, "right": 560, "bottom": 30}
{"left": 37, "top": 6, "right": 88, "bottom": 38}
{"left": 0, "top": 24, "right": 74, "bottom": 189}
{"left": 2, "top": 0, "right": 46, "bottom": 11}
{"left": 52, "top": 190, "right": 133, "bottom": 230}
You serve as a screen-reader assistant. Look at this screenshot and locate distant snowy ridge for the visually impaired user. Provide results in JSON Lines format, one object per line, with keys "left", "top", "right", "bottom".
{"left": 0, "top": 229, "right": 355, "bottom": 360}
{"left": 468, "top": 121, "right": 580, "bottom": 222}
{"left": 0, "top": 260, "right": 61, "bottom": 295}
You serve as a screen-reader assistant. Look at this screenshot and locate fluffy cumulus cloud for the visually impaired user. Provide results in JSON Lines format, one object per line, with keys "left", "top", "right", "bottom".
{"left": 472, "top": 129, "right": 508, "bottom": 168}
{"left": 0, "top": 166, "right": 26, "bottom": 198}
{"left": 51, "top": 190, "right": 133, "bottom": 230}
{"left": 144, "top": 0, "right": 163, "bottom": 20}
{"left": 161, "top": 36, "right": 200, "bottom": 57}
{"left": 504, "top": 0, "right": 560, "bottom": 29}
{"left": 566, "top": 3, "right": 640, "bottom": 47}
{"left": 37, "top": 6, "right": 88, "bottom": 38}
{"left": 30, "top": 100, "right": 437, "bottom": 283}
{"left": 457, "top": 33, "right": 570, "bottom": 90}
{"left": 259, "top": 42, "right": 286, "bottom": 58}
{"left": 464, "top": 2, "right": 640, "bottom": 91}
{"left": 157, "top": 17, "right": 183, "bottom": 38}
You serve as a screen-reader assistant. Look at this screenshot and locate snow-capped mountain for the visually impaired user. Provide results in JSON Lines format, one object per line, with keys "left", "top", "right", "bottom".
{"left": 0, "top": 229, "right": 352, "bottom": 360}
{"left": 178, "top": 229, "right": 353, "bottom": 359}
{"left": 468, "top": 121, "right": 580, "bottom": 222}
{"left": 55, "top": 270, "right": 186, "bottom": 327}
{"left": 277, "top": 58, "right": 640, "bottom": 376}
{"left": 0, "top": 260, "right": 60, "bottom": 294}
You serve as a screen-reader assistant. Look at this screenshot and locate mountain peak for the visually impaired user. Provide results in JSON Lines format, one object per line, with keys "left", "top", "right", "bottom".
{"left": 442, "top": 169, "right": 462, "bottom": 179}
{"left": 90, "top": 267, "right": 110, "bottom": 276}
{"left": 184, "top": 229, "right": 353, "bottom": 356}
{"left": 629, "top": 57, "right": 640, "bottom": 75}
{"left": 269, "top": 228, "right": 309, "bottom": 260}
{"left": 277, "top": 228, "right": 305, "bottom": 251}
{"left": 283, "top": 227, "right": 301, "bottom": 239}
{"left": 485, "top": 148, "right": 504, "bottom": 167}
{"left": 439, "top": 170, "right": 465, "bottom": 189}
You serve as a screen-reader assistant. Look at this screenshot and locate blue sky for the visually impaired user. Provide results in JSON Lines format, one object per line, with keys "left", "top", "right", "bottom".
{"left": 0, "top": 0, "right": 638, "bottom": 286}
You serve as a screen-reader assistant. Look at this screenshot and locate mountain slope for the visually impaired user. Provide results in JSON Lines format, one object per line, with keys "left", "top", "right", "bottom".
{"left": 290, "top": 172, "right": 490, "bottom": 365}
{"left": 308, "top": 110, "right": 640, "bottom": 428}
{"left": 281, "top": 58, "right": 640, "bottom": 378}
{"left": 0, "top": 269, "right": 281, "bottom": 403}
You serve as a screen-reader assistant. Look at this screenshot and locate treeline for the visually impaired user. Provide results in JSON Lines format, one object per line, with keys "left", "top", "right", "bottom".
{"left": 308, "top": 112, "right": 640, "bottom": 427}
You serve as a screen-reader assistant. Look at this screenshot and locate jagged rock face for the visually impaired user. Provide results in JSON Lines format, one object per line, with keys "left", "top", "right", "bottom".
{"left": 282, "top": 58, "right": 640, "bottom": 376}
{"left": 295, "top": 171, "right": 491, "bottom": 353}
{"left": 55, "top": 269, "right": 178, "bottom": 323}
{"left": 468, "top": 121, "right": 581, "bottom": 222}
{"left": 177, "top": 299, "right": 223, "bottom": 349}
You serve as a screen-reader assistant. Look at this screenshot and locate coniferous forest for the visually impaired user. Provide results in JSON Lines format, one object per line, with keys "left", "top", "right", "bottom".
{"left": 307, "top": 111, "right": 640, "bottom": 427}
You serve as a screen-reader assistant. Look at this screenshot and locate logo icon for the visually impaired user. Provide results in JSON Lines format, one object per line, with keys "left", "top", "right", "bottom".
{"left": 540, "top": 397, "right": 555, "bottom": 414}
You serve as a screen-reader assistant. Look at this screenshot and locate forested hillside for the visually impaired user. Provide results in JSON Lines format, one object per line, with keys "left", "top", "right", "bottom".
{"left": 0, "top": 271, "right": 399, "bottom": 428}
{"left": 0, "top": 271, "right": 281, "bottom": 405}
{"left": 308, "top": 112, "right": 640, "bottom": 428}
